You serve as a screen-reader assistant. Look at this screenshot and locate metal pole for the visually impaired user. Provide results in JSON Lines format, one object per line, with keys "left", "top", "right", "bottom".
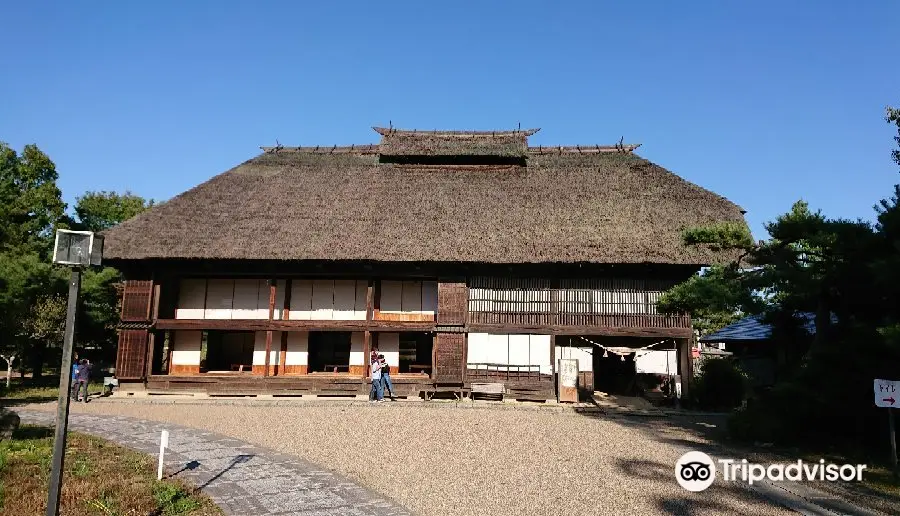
{"left": 889, "top": 408, "right": 898, "bottom": 479}
{"left": 46, "top": 267, "right": 81, "bottom": 516}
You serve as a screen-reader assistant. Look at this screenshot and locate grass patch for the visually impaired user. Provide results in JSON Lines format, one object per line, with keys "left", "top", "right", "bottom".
{"left": 0, "top": 377, "right": 105, "bottom": 404}
{"left": 0, "top": 424, "right": 221, "bottom": 515}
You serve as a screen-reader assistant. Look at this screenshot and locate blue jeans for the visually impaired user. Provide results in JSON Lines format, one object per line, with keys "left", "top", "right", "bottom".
{"left": 371, "top": 377, "right": 384, "bottom": 400}
{"left": 381, "top": 374, "right": 394, "bottom": 397}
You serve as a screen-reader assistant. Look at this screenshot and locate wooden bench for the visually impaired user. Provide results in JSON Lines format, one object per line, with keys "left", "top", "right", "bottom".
{"left": 424, "top": 385, "right": 471, "bottom": 401}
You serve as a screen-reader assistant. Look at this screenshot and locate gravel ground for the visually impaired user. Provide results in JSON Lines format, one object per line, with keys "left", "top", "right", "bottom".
{"left": 23, "top": 401, "right": 796, "bottom": 516}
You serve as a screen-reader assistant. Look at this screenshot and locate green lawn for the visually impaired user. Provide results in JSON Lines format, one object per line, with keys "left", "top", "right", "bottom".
{"left": 1, "top": 377, "right": 105, "bottom": 403}
{"left": 0, "top": 425, "right": 221, "bottom": 515}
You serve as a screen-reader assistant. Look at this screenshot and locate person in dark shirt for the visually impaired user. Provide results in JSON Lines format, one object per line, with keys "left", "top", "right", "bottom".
{"left": 379, "top": 354, "right": 395, "bottom": 401}
{"left": 75, "top": 359, "right": 92, "bottom": 402}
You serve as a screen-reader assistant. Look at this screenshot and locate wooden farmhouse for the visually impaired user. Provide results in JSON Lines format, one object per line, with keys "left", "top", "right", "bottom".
{"left": 103, "top": 126, "right": 745, "bottom": 401}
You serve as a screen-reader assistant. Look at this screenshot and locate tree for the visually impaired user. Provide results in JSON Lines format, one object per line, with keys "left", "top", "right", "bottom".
{"left": 0, "top": 143, "right": 65, "bottom": 255}
{"left": 668, "top": 107, "right": 900, "bottom": 451}
{"left": 74, "top": 191, "right": 153, "bottom": 232}
{"left": 657, "top": 265, "right": 762, "bottom": 336}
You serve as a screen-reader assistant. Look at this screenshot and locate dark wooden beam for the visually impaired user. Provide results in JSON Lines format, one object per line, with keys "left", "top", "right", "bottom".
{"left": 109, "top": 258, "right": 701, "bottom": 283}
{"left": 151, "top": 283, "right": 161, "bottom": 322}
{"left": 467, "top": 323, "right": 693, "bottom": 339}
{"left": 283, "top": 278, "right": 292, "bottom": 321}
{"left": 366, "top": 279, "right": 374, "bottom": 322}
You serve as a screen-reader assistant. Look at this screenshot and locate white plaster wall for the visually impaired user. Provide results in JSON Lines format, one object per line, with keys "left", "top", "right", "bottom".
{"left": 289, "top": 280, "right": 365, "bottom": 320}
{"left": 205, "top": 280, "right": 234, "bottom": 319}
{"left": 466, "top": 333, "right": 491, "bottom": 364}
{"left": 635, "top": 350, "right": 678, "bottom": 375}
{"left": 349, "top": 332, "right": 366, "bottom": 366}
{"left": 556, "top": 345, "right": 594, "bottom": 372}
{"left": 290, "top": 280, "right": 313, "bottom": 320}
{"left": 529, "top": 335, "right": 552, "bottom": 375}
{"left": 252, "top": 331, "right": 281, "bottom": 366}
{"left": 508, "top": 334, "right": 530, "bottom": 366}
{"left": 232, "top": 279, "right": 264, "bottom": 319}
{"left": 285, "top": 332, "right": 308, "bottom": 365}
{"left": 466, "top": 333, "right": 551, "bottom": 374}
{"left": 172, "top": 330, "right": 202, "bottom": 365}
{"left": 175, "top": 279, "right": 206, "bottom": 319}
{"left": 333, "top": 280, "right": 357, "bottom": 320}
{"left": 353, "top": 281, "right": 368, "bottom": 319}
{"left": 376, "top": 333, "right": 400, "bottom": 368}
{"left": 311, "top": 280, "right": 334, "bottom": 319}
{"left": 177, "top": 279, "right": 287, "bottom": 320}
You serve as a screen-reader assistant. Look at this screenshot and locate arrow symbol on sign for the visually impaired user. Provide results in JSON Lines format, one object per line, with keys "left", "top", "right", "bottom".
{"left": 884, "top": 397, "right": 896, "bottom": 405}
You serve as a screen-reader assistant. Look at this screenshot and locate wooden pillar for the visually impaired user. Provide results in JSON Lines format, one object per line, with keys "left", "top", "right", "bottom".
{"left": 678, "top": 337, "right": 692, "bottom": 401}
{"left": 264, "top": 279, "right": 276, "bottom": 377}
{"left": 146, "top": 332, "right": 156, "bottom": 378}
{"left": 363, "top": 330, "right": 371, "bottom": 378}
{"left": 277, "top": 279, "right": 291, "bottom": 375}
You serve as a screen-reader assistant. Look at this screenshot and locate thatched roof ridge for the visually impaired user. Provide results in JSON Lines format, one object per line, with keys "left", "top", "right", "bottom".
{"left": 102, "top": 144, "right": 747, "bottom": 266}
{"left": 373, "top": 127, "right": 540, "bottom": 136}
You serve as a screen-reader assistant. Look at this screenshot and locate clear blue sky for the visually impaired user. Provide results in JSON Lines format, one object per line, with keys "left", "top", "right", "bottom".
{"left": 2, "top": 1, "right": 898, "bottom": 239}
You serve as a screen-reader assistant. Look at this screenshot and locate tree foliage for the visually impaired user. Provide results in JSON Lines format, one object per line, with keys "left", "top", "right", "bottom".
{"left": 665, "top": 106, "right": 900, "bottom": 452}
{"left": 23, "top": 295, "right": 67, "bottom": 345}
{"left": 0, "top": 142, "right": 152, "bottom": 377}
{"left": 74, "top": 191, "right": 154, "bottom": 232}
{"left": 0, "top": 143, "right": 65, "bottom": 255}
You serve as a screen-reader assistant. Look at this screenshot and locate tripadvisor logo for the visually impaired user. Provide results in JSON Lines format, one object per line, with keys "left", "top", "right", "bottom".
{"left": 675, "top": 451, "right": 867, "bottom": 492}
{"left": 675, "top": 451, "right": 716, "bottom": 492}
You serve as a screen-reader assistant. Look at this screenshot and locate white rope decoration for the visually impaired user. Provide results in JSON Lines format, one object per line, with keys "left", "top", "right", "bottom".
{"left": 575, "top": 336, "right": 675, "bottom": 361}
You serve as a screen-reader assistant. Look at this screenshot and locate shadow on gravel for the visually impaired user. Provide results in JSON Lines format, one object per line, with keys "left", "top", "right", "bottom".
{"left": 615, "top": 457, "right": 782, "bottom": 515}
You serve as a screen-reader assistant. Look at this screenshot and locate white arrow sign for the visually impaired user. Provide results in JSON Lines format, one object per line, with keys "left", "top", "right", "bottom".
{"left": 874, "top": 379, "right": 899, "bottom": 408}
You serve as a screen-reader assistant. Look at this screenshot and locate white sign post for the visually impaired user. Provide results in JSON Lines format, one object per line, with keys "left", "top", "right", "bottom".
{"left": 874, "top": 379, "right": 898, "bottom": 478}
{"left": 158, "top": 430, "right": 169, "bottom": 481}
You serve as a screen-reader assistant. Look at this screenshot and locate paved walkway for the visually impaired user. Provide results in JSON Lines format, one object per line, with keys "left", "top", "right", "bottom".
{"left": 19, "top": 410, "right": 414, "bottom": 516}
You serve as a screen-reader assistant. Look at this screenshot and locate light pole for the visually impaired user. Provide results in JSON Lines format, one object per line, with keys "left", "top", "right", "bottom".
{"left": 46, "top": 229, "right": 103, "bottom": 516}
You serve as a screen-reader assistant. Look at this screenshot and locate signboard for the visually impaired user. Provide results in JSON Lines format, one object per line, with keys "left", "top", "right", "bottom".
{"left": 875, "top": 379, "right": 899, "bottom": 408}
{"left": 558, "top": 359, "right": 579, "bottom": 403}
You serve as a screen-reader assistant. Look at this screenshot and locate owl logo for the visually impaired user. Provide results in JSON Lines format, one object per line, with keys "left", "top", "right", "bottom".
{"left": 675, "top": 451, "right": 716, "bottom": 491}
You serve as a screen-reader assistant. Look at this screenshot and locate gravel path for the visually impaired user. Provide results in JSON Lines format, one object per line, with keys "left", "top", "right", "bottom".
{"left": 18, "top": 401, "right": 811, "bottom": 516}
{"left": 19, "top": 410, "right": 413, "bottom": 516}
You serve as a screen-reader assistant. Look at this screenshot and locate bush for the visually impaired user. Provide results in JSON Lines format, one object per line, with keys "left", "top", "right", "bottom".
{"left": 691, "top": 357, "right": 748, "bottom": 411}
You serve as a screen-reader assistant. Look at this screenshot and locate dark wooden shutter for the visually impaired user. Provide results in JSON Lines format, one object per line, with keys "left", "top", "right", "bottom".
{"left": 433, "top": 333, "right": 465, "bottom": 383}
{"left": 116, "top": 329, "right": 148, "bottom": 379}
{"left": 121, "top": 280, "right": 154, "bottom": 321}
{"left": 437, "top": 282, "right": 468, "bottom": 326}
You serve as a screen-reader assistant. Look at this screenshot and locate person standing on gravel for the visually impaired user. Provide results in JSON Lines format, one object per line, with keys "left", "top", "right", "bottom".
{"left": 378, "top": 354, "right": 395, "bottom": 401}
{"left": 370, "top": 356, "right": 384, "bottom": 403}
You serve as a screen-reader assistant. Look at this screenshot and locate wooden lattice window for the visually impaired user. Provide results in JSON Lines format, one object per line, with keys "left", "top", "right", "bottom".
{"left": 433, "top": 333, "right": 465, "bottom": 383}
{"left": 121, "top": 280, "right": 154, "bottom": 321}
{"left": 437, "top": 282, "right": 468, "bottom": 326}
{"left": 116, "top": 329, "right": 148, "bottom": 379}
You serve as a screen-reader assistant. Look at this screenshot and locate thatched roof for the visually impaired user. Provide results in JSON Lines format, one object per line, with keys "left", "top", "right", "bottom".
{"left": 102, "top": 128, "right": 746, "bottom": 266}
{"left": 374, "top": 127, "right": 536, "bottom": 157}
